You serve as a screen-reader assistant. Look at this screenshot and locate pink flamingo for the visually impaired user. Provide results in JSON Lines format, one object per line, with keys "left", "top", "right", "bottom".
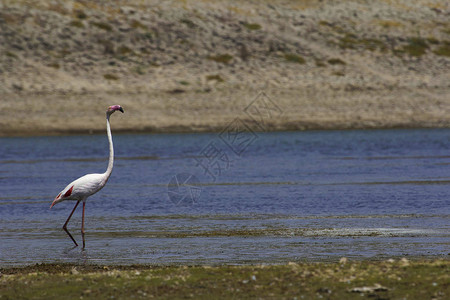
{"left": 50, "top": 105, "right": 124, "bottom": 248}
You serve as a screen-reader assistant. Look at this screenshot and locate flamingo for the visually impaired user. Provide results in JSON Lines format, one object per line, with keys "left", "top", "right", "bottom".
{"left": 50, "top": 105, "right": 124, "bottom": 248}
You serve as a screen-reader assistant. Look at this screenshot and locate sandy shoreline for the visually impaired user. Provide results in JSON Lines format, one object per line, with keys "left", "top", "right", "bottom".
{"left": 1, "top": 87, "right": 449, "bottom": 137}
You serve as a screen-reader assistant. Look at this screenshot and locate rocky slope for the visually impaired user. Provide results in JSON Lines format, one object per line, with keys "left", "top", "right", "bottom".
{"left": 0, "top": 0, "right": 449, "bottom": 135}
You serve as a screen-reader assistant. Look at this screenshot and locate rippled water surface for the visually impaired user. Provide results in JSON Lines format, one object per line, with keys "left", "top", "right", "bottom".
{"left": 0, "top": 129, "right": 449, "bottom": 266}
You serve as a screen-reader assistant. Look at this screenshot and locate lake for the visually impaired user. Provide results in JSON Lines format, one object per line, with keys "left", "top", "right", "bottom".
{"left": 0, "top": 129, "right": 449, "bottom": 266}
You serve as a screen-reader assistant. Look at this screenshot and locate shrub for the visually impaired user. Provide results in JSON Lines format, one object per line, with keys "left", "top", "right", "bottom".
{"left": 244, "top": 23, "right": 261, "bottom": 30}
{"left": 91, "top": 21, "right": 112, "bottom": 31}
{"left": 206, "top": 75, "right": 224, "bottom": 82}
{"left": 104, "top": 74, "right": 119, "bottom": 80}
{"left": 69, "top": 20, "right": 84, "bottom": 28}
{"left": 328, "top": 58, "right": 346, "bottom": 65}
{"left": 284, "top": 53, "right": 305, "bottom": 64}
{"left": 5, "top": 51, "right": 18, "bottom": 58}
{"left": 402, "top": 37, "right": 428, "bottom": 56}
{"left": 433, "top": 42, "right": 450, "bottom": 57}
{"left": 207, "top": 54, "right": 233, "bottom": 64}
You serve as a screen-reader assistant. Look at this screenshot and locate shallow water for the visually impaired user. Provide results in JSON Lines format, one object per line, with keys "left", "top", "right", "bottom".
{"left": 0, "top": 129, "right": 449, "bottom": 266}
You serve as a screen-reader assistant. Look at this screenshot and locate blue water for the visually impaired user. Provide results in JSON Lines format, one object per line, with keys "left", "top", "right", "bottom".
{"left": 0, "top": 129, "right": 449, "bottom": 266}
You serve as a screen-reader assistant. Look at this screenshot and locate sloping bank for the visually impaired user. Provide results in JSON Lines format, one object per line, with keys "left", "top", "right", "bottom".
{"left": 0, "top": 0, "right": 449, "bottom": 136}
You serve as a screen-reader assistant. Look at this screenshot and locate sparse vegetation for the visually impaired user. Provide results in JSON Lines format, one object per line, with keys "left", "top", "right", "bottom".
{"left": 433, "top": 41, "right": 450, "bottom": 57}
{"left": 427, "top": 37, "right": 440, "bottom": 45}
{"left": 103, "top": 73, "right": 119, "bottom": 80}
{"left": 74, "top": 10, "right": 87, "bottom": 19}
{"left": 1, "top": 0, "right": 449, "bottom": 134}
{"left": 315, "top": 59, "right": 326, "bottom": 67}
{"left": 117, "top": 45, "right": 133, "bottom": 55}
{"left": 339, "top": 34, "right": 387, "bottom": 52}
{"left": 142, "top": 32, "right": 153, "bottom": 41}
{"left": 69, "top": 20, "right": 84, "bottom": 28}
{"left": 130, "top": 19, "right": 146, "bottom": 29}
{"left": 5, "top": 51, "right": 18, "bottom": 58}
{"left": 59, "top": 49, "right": 71, "bottom": 57}
{"left": 378, "top": 20, "right": 402, "bottom": 28}
{"left": 180, "top": 18, "right": 196, "bottom": 28}
{"left": 401, "top": 37, "right": 429, "bottom": 56}
{"left": 243, "top": 23, "right": 261, "bottom": 30}
{"left": 91, "top": 21, "right": 112, "bottom": 31}
{"left": 132, "top": 66, "right": 145, "bottom": 75}
{"left": 206, "top": 74, "right": 224, "bottom": 82}
{"left": 207, "top": 54, "right": 233, "bottom": 64}
{"left": 167, "top": 88, "right": 185, "bottom": 94}
{"left": 101, "top": 40, "right": 115, "bottom": 55}
{"left": 328, "top": 58, "right": 346, "bottom": 65}
{"left": 1, "top": 260, "right": 448, "bottom": 299}
{"left": 284, "top": 53, "right": 306, "bottom": 64}
{"left": 47, "top": 63, "right": 60, "bottom": 69}
{"left": 48, "top": 3, "right": 69, "bottom": 15}
{"left": 332, "top": 71, "right": 345, "bottom": 76}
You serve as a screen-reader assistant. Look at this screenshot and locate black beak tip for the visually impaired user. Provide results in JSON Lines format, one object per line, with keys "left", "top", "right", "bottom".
{"left": 119, "top": 107, "right": 124, "bottom": 113}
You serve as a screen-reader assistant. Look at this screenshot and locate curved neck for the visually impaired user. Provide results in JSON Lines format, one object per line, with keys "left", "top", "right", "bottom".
{"left": 104, "top": 115, "right": 114, "bottom": 180}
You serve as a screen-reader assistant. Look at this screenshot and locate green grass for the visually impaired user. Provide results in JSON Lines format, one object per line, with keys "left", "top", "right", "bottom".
{"left": 284, "top": 53, "right": 306, "bottom": 64}
{"left": 1, "top": 260, "right": 448, "bottom": 299}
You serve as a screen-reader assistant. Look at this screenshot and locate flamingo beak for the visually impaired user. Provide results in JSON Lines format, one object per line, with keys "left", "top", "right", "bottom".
{"left": 119, "top": 107, "right": 124, "bottom": 113}
{"left": 50, "top": 195, "right": 61, "bottom": 209}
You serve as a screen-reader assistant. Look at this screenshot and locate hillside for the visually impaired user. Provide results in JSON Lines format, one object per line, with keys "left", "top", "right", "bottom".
{"left": 0, "top": 0, "right": 449, "bottom": 135}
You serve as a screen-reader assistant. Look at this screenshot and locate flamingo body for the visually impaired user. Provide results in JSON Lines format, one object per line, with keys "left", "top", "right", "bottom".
{"left": 52, "top": 173, "right": 107, "bottom": 206}
{"left": 51, "top": 105, "right": 123, "bottom": 248}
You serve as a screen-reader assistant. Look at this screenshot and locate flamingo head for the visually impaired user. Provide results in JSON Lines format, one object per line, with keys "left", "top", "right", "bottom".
{"left": 107, "top": 105, "right": 124, "bottom": 115}
{"left": 50, "top": 185, "right": 74, "bottom": 209}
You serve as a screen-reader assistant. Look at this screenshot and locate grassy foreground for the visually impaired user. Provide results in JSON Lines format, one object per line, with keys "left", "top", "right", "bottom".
{"left": 1, "top": 259, "right": 448, "bottom": 299}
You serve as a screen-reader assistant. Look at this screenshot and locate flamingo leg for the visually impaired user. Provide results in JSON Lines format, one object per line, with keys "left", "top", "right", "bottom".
{"left": 63, "top": 201, "right": 80, "bottom": 247}
{"left": 81, "top": 202, "right": 86, "bottom": 249}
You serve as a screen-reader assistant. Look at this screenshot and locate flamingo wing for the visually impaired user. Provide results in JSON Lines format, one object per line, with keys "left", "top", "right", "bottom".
{"left": 52, "top": 173, "right": 107, "bottom": 206}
